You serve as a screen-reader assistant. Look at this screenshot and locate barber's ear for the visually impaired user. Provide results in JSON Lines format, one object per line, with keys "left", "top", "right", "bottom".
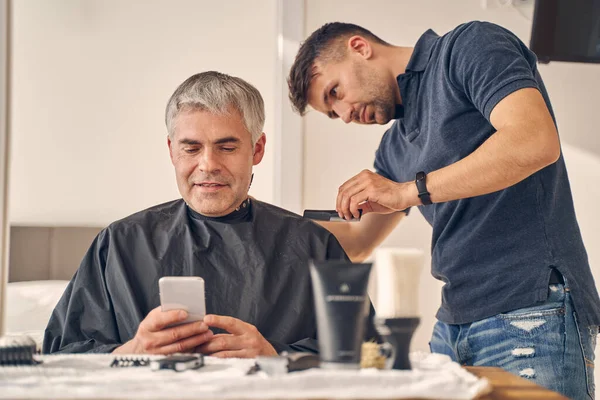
{"left": 347, "top": 36, "right": 372, "bottom": 59}
{"left": 252, "top": 134, "right": 266, "bottom": 166}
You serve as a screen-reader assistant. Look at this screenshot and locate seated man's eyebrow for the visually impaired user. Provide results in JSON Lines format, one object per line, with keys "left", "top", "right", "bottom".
{"left": 178, "top": 138, "right": 202, "bottom": 145}
{"left": 214, "top": 136, "right": 241, "bottom": 145}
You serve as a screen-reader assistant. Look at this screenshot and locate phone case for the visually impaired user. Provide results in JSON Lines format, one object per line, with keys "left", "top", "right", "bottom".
{"left": 159, "top": 276, "right": 206, "bottom": 325}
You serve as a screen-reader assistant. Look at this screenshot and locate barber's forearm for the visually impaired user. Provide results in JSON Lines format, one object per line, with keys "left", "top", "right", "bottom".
{"left": 316, "top": 212, "right": 405, "bottom": 262}
{"left": 415, "top": 127, "right": 560, "bottom": 205}
{"left": 315, "top": 221, "right": 365, "bottom": 261}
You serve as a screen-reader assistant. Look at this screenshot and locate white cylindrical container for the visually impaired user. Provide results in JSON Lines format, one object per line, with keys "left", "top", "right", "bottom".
{"left": 374, "top": 248, "right": 424, "bottom": 318}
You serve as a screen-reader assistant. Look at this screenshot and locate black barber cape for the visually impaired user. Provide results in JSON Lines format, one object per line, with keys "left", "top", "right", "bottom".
{"left": 43, "top": 198, "right": 378, "bottom": 354}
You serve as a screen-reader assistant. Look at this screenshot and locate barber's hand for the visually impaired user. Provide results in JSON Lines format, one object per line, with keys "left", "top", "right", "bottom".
{"left": 336, "top": 170, "right": 415, "bottom": 220}
{"left": 112, "top": 306, "right": 213, "bottom": 354}
{"left": 196, "top": 315, "right": 277, "bottom": 358}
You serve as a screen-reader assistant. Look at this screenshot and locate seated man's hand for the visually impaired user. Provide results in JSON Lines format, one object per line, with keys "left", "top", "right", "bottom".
{"left": 197, "top": 315, "right": 277, "bottom": 358}
{"left": 112, "top": 306, "right": 213, "bottom": 354}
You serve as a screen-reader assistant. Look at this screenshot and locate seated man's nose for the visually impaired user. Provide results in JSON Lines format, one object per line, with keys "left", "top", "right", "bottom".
{"left": 199, "top": 155, "right": 220, "bottom": 171}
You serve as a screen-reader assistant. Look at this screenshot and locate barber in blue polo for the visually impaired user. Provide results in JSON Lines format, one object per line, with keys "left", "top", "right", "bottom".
{"left": 288, "top": 21, "right": 600, "bottom": 399}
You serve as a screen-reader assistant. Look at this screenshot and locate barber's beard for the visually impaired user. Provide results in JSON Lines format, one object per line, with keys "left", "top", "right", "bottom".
{"left": 372, "top": 99, "right": 395, "bottom": 124}
{"left": 368, "top": 85, "right": 396, "bottom": 125}
{"left": 355, "top": 64, "right": 396, "bottom": 124}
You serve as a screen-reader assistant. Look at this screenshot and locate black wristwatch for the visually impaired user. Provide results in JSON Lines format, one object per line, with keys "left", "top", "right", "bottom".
{"left": 415, "top": 171, "right": 432, "bottom": 205}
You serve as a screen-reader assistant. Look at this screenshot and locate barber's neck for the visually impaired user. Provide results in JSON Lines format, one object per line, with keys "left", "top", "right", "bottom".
{"left": 379, "top": 45, "right": 413, "bottom": 106}
{"left": 386, "top": 46, "right": 414, "bottom": 79}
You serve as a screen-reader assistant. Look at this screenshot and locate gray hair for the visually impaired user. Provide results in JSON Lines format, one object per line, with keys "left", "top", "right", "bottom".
{"left": 165, "top": 71, "right": 265, "bottom": 145}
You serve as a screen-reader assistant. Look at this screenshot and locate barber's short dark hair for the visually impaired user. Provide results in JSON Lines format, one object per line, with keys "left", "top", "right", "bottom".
{"left": 287, "top": 22, "right": 388, "bottom": 115}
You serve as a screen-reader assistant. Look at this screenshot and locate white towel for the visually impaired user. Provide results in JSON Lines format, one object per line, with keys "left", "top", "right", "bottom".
{"left": 0, "top": 352, "right": 490, "bottom": 399}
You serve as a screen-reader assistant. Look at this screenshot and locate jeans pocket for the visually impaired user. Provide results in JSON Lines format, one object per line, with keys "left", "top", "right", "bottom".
{"left": 573, "top": 313, "right": 597, "bottom": 399}
{"left": 496, "top": 306, "right": 565, "bottom": 340}
{"left": 495, "top": 285, "right": 566, "bottom": 339}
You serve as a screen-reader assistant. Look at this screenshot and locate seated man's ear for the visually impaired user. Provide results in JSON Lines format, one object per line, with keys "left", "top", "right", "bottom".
{"left": 252, "top": 133, "right": 266, "bottom": 165}
{"left": 167, "top": 135, "right": 175, "bottom": 163}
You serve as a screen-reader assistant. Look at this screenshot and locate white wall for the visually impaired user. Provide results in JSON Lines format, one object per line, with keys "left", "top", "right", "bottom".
{"left": 304, "top": 0, "right": 600, "bottom": 352}
{"left": 9, "top": 0, "right": 276, "bottom": 226}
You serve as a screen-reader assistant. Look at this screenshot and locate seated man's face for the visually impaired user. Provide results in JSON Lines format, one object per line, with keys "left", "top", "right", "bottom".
{"left": 168, "top": 107, "right": 265, "bottom": 217}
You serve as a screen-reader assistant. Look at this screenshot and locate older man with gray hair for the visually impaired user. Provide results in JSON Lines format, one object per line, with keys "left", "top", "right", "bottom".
{"left": 43, "top": 71, "right": 372, "bottom": 357}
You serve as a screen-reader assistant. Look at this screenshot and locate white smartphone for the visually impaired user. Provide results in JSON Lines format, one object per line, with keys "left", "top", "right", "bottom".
{"left": 159, "top": 276, "right": 206, "bottom": 325}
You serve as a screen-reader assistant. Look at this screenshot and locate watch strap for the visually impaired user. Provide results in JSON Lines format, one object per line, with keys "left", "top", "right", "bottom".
{"left": 415, "top": 171, "right": 432, "bottom": 205}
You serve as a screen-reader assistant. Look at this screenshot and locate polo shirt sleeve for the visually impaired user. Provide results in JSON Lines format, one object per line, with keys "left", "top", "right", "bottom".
{"left": 447, "top": 21, "right": 541, "bottom": 121}
{"left": 374, "top": 146, "right": 394, "bottom": 181}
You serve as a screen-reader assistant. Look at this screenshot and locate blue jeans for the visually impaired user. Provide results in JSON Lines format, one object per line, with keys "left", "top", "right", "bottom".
{"left": 430, "top": 284, "right": 598, "bottom": 399}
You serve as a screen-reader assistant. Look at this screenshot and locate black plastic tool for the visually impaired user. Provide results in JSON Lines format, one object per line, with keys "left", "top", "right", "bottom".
{"left": 303, "top": 209, "right": 362, "bottom": 222}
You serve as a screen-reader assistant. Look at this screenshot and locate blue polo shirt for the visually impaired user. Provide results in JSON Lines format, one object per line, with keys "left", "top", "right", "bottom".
{"left": 374, "top": 21, "right": 600, "bottom": 326}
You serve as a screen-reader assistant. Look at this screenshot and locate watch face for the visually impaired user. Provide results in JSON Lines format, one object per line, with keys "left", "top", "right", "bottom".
{"left": 416, "top": 171, "right": 426, "bottom": 181}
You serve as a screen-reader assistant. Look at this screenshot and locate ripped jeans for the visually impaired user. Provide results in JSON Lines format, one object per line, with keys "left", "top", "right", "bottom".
{"left": 430, "top": 284, "right": 598, "bottom": 400}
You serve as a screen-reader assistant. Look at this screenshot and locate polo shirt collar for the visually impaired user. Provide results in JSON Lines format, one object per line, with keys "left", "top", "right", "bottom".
{"left": 406, "top": 29, "right": 439, "bottom": 73}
